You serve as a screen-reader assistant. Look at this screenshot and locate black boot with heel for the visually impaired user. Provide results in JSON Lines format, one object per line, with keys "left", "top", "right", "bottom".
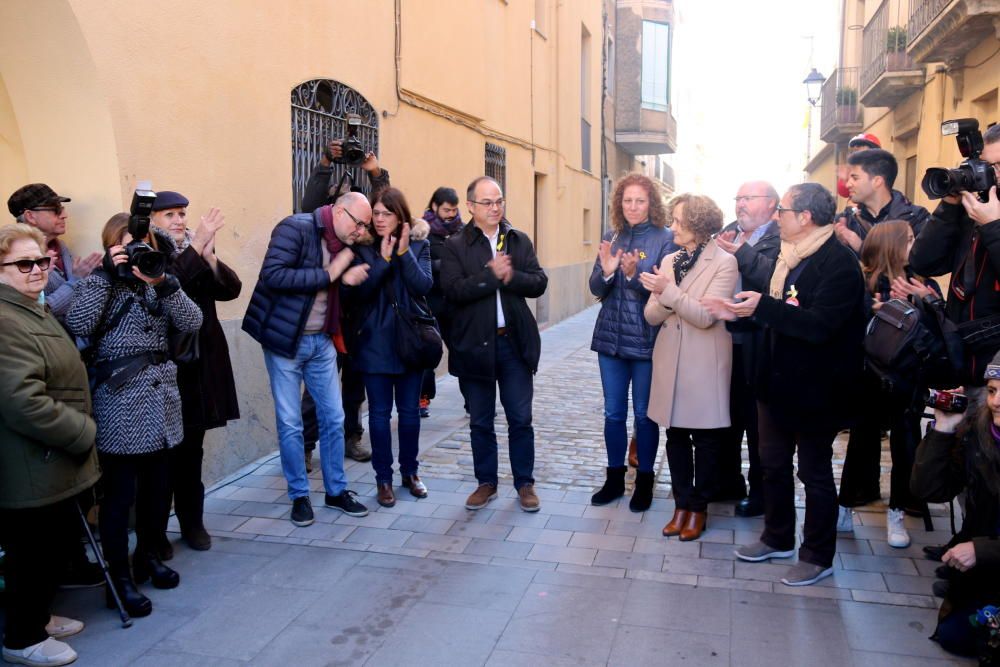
{"left": 133, "top": 550, "right": 180, "bottom": 589}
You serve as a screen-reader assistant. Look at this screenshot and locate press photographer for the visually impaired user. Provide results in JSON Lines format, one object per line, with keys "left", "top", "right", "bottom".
{"left": 909, "top": 120, "right": 1000, "bottom": 403}
{"left": 299, "top": 116, "right": 390, "bottom": 214}
{"left": 66, "top": 190, "right": 203, "bottom": 619}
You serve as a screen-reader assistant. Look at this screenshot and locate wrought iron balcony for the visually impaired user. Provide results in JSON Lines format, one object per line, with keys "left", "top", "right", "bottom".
{"left": 861, "top": 0, "right": 924, "bottom": 107}
{"left": 820, "top": 68, "right": 864, "bottom": 143}
{"left": 907, "top": 0, "right": 1000, "bottom": 65}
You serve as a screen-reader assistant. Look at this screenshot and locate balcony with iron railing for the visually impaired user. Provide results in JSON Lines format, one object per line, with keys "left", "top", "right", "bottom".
{"left": 820, "top": 67, "right": 864, "bottom": 143}
{"left": 861, "top": 0, "right": 924, "bottom": 107}
{"left": 907, "top": 0, "right": 1000, "bottom": 65}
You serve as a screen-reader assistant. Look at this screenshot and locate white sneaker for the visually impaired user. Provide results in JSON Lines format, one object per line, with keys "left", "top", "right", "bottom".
{"left": 2, "top": 638, "right": 78, "bottom": 666}
{"left": 836, "top": 506, "right": 854, "bottom": 532}
{"left": 44, "top": 616, "right": 84, "bottom": 640}
{"left": 887, "top": 508, "right": 911, "bottom": 548}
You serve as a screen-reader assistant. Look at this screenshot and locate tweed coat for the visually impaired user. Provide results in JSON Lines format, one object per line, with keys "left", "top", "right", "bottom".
{"left": 66, "top": 236, "right": 203, "bottom": 455}
{"left": 644, "top": 240, "right": 738, "bottom": 429}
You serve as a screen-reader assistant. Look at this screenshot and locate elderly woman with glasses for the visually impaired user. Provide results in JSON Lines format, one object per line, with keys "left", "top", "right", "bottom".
{"left": 0, "top": 223, "right": 99, "bottom": 667}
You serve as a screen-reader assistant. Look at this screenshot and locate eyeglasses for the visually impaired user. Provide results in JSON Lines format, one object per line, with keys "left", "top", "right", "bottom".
{"left": 775, "top": 205, "right": 803, "bottom": 214}
{"left": 469, "top": 198, "right": 505, "bottom": 209}
{"left": 733, "top": 196, "right": 770, "bottom": 203}
{"left": 1, "top": 257, "right": 52, "bottom": 273}
{"left": 29, "top": 204, "right": 64, "bottom": 215}
{"left": 341, "top": 207, "right": 369, "bottom": 231}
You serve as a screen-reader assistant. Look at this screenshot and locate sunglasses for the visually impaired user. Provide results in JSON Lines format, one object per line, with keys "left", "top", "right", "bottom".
{"left": 2, "top": 257, "right": 52, "bottom": 273}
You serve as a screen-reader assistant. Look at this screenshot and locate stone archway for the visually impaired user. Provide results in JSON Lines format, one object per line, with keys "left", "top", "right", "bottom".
{"left": 0, "top": 0, "right": 121, "bottom": 240}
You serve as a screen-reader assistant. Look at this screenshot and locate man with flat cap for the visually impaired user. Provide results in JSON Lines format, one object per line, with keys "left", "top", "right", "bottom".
{"left": 7, "top": 183, "right": 102, "bottom": 323}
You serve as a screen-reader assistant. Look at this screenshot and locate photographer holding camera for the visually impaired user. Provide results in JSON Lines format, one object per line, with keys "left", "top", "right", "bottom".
{"left": 300, "top": 138, "right": 390, "bottom": 214}
{"left": 909, "top": 121, "right": 1000, "bottom": 403}
{"left": 66, "top": 204, "right": 203, "bottom": 619}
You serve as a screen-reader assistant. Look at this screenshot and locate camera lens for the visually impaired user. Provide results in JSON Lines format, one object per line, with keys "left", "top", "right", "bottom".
{"left": 132, "top": 247, "right": 167, "bottom": 279}
{"left": 921, "top": 168, "right": 957, "bottom": 199}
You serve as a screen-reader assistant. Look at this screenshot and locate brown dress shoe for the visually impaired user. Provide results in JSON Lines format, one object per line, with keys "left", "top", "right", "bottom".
{"left": 377, "top": 482, "right": 396, "bottom": 508}
{"left": 401, "top": 474, "right": 428, "bottom": 498}
{"left": 679, "top": 511, "right": 707, "bottom": 542}
{"left": 627, "top": 436, "right": 639, "bottom": 469}
{"left": 662, "top": 508, "right": 690, "bottom": 536}
{"left": 517, "top": 484, "right": 541, "bottom": 512}
{"left": 465, "top": 483, "right": 498, "bottom": 510}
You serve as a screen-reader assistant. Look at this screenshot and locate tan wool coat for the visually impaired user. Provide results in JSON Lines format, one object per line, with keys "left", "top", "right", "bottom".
{"left": 644, "top": 240, "right": 738, "bottom": 429}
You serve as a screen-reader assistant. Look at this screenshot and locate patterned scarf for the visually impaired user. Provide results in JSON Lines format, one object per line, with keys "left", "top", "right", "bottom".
{"left": 318, "top": 205, "right": 346, "bottom": 346}
{"left": 672, "top": 242, "right": 706, "bottom": 284}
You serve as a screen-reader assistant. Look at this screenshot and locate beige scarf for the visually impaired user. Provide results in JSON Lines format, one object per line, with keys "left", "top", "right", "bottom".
{"left": 768, "top": 224, "right": 835, "bottom": 299}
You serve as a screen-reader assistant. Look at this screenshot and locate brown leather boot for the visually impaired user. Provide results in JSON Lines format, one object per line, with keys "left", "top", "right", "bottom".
{"left": 377, "top": 482, "right": 396, "bottom": 508}
{"left": 627, "top": 436, "right": 639, "bottom": 469}
{"left": 662, "top": 508, "right": 690, "bottom": 537}
{"left": 679, "top": 511, "right": 707, "bottom": 541}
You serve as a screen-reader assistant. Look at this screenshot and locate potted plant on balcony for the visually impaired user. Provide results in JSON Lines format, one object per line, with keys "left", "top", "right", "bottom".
{"left": 886, "top": 26, "right": 908, "bottom": 70}
{"left": 835, "top": 87, "right": 858, "bottom": 124}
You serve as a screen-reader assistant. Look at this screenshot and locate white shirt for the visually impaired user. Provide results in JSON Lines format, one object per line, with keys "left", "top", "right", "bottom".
{"left": 486, "top": 227, "right": 506, "bottom": 328}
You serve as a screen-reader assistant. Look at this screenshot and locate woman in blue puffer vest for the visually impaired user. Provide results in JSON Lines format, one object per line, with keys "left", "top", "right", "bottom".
{"left": 589, "top": 173, "right": 677, "bottom": 511}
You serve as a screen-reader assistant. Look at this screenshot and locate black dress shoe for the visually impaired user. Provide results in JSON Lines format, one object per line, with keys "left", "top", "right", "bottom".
{"left": 106, "top": 573, "right": 152, "bottom": 617}
{"left": 133, "top": 551, "right": 180, "bottom": 589}
{"left": 735, "top": 497, "right": 764, "bottom": 518}
{"left": 923, "top": 544, "right": 947, "bottom": 561}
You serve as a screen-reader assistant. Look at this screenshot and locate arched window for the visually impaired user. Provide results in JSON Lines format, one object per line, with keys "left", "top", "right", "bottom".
{"left": 290, "top": 79, "right": 379, "bottom": 212}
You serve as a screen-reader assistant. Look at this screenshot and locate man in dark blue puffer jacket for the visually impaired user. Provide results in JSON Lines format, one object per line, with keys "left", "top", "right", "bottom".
{"left": 242, "top": 192, "right": 373, "bottom": 527}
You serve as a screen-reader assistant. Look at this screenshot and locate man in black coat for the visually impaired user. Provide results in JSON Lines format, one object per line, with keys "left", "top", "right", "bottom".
{"left": 705, "top": 183, "right": 866, "bottom": 587}
{"left": 834, "top": 148, "right": 929, "bottom": 255}
{"left": 714, "top": 180, "right": 781, "bottom": 517}
{"left": 440, "top": 176, "right": 548, "bottom": 513}
{"left": 909, "top": 123, "right": 1000, "bottom": 404}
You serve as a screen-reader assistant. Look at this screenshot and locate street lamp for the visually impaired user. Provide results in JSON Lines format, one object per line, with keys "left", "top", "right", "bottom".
{"left": 803, "top": 68, "right": 825, "bottom": 107}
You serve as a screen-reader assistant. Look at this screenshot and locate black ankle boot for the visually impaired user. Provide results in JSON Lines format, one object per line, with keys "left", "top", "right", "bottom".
{"left": 133, "top": 551, "right": 180, "bottom": 589}
{"left": 106, "top": 571, "right": 153, "bottom": 617}
{"left": 591, "top": 466, "right": 627, "bottom": 505}
{"left": 629, "top": 471, "right": 655, "bottom": 512}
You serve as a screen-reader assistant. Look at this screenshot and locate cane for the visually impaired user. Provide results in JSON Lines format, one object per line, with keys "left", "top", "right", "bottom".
{"left": 75, "top": 500, "right": 132, "bottom": 628}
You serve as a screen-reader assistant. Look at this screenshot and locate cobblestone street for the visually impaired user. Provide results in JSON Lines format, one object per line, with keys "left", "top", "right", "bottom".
{"left": 25, "top": 306, "right": 971, "bottom": 665}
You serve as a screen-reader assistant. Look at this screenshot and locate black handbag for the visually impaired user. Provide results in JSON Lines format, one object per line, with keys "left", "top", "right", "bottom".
{"left": 168, "top": 328, "right": 200, "bottom": 364}
{"left": 385, "top": 277, "right": 443, "bottom": 370}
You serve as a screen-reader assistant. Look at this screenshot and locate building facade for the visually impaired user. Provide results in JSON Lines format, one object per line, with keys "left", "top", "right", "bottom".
{"left": 0, "top": 0, "right": 676, "bottom": 483}
{"left": 805, "top": 0, "right": 1000, "bottom": 211}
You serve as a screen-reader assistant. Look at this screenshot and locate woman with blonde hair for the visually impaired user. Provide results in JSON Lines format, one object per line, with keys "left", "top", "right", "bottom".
{"left": 0, "top": 223, "right": 99, "bottom": 666}
{"left": 642, "top": 193, "right": 737, "bottom": 540}
{"left": 588, "top": 173, "right": 676, "bottom": 511}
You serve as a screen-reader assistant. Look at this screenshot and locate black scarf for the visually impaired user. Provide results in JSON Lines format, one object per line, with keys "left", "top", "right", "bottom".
{"left": 672, "top": 243, "right": 706, "bottom": 284}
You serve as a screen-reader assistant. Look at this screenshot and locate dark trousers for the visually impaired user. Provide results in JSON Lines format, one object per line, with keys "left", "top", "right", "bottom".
{"left": 718, "top": 345, "right": 760, "bottom": 499}
{"left": 459, "top": 334, "right": 535, "bottom": 489}
{"left": 665, "top": 427, "right": 727, "bottom": 512}
{"left": 0, "top": 501, "right": 75, "bottom": 650}
{"left": 167, "top": 427, "right": 206, "bottom": 534}
{"left": 757, "top": 401, "right": 838, "bottom": 568}
{"left": 363, "top": 371, "right": 422, "bottom": 484}
{"left": 303, "top": 355, "right": 365, "bottom": 451}
{"left": 839, "top": 372, "right": 922, "bottom": 510}
{"left": 98, "top": 450, "right": 170, "bottom": 571}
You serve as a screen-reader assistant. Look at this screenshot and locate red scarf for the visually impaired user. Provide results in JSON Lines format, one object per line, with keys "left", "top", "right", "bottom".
{"left": 318, "top": 205, "right": 347, "bottom": 353}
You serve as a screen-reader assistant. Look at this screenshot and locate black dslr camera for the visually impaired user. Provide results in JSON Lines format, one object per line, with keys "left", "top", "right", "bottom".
{"left": 921, "top": 118, "right": 998, "bottom": 201}
{"left": 332, "top": 114, "right": 366, "bottom": 166}
{"left": 115, "top": 188, "right": 167, "bottom": 281}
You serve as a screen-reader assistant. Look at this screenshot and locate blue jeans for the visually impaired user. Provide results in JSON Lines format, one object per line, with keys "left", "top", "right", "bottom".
{"left": 597, "top": 354, "right": 658, "bottom": 472}
{"left": 363, "top": 371, "right": 422, "bottom": 485}
{"left": 263, "top": 334, "right": 346, "bottom": 500}
{"left": 459, "top": 334, "right": 535, "bottom": 489}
